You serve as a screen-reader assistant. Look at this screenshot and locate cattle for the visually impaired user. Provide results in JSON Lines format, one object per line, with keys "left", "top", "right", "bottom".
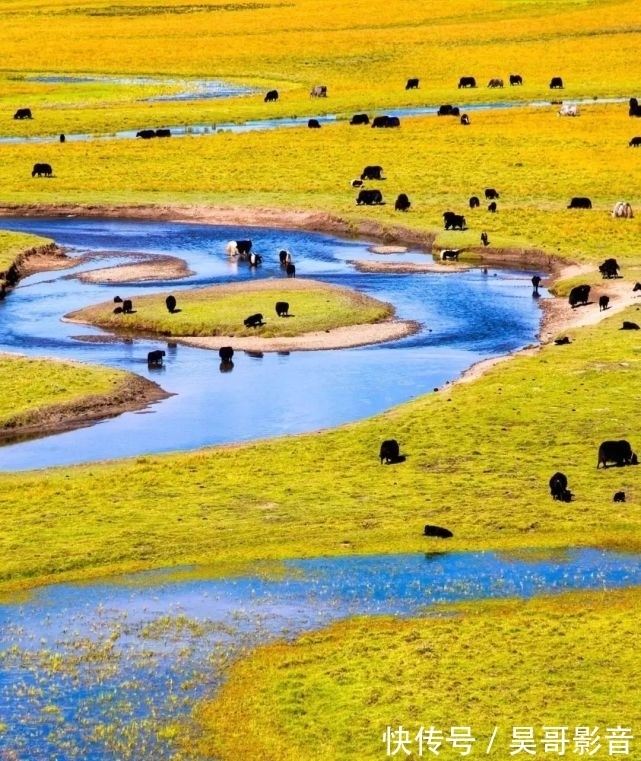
{"left": 136, "top": 129, "right": 156, "bottom": 139}
{"left": 361, "top": 165, "right": 384, "bottom": 181}
{"left": 371, "top": 115, "right": 390, "bottom": 128}
{"left": 509, "top": 74, "right": 523, "bottom": 86}
{"left": 147, "top": 349, "right": 166, "bottom": 367}
{"left": 395, "top": 193, "right": 411, "bottom": 212}
{"left": 440, "top": 249, "right": 461, "bottom": 261}
{"left": 629, "top": 98, "right": 641, "bottom": 117}
{"left": 614, "top": 491, "right": 626, "bottom": 503}
{"left": 460, "top": 113, "right": 470, "bottom": 125}
{"left": 243, "top": 313, "right": 264, "bottom": 328}
{"left": 286, "top": 263, "right": 296, "bottom": 278}
{"left": 437, "top": 104, "right": 454, "bottom": 116}
{"left": 225, "top": 239, "right": 253, "bottom": 258}
{"left": 310, "top": 85, "right": 327, "bottom": 97}
{"left": 249, "top": 252, "right": 262, "bottom": 267}
{"left": 621, "top": 321, "right": 640, "bottom": 330}
{"left": 122, "top": 299, "right": 134, "bottom": 314}
{"left": 488, "top": 201, "right": 497, "bottom": 213}
{"left": 450, "top": 107, "right": 460, "bottom": 116}
{"left": 350, "top": 113, "right": 370, "bottom": 125}
{"left": 307, "top": 119, "right": 321, "bottom": 128}
{"left": 568, "top": 197, "right": 592, "bottom": 209}
{"left": 629, "top": 136, "right": 641, "bottom": 147}
{"left": 597, "top": 440, "right": 637, "bottom": 469}
{"left": 59, "top": 133, "right": 66, "bottom": 143}
{"left": 423, "top": 525, "right": 453, "bottom": 538}
{"left": 351, "top": 179, "right": 363, "bottom": 188}
{"left": 599, "top": 295, "right": 610, "bottom": 311}
{"left": 558, "top": 104, "right": 579, "bottom": 117}
{"left": 550, "top": 77, "right": 564, "bottom": 89}
{"left": 480, "top": 231, "right": 489, "bottom": 246}
{"left": 155, "top": 128, "right": 171, "bottom": 137}
{"left": 275, "top": 301, "right": 289, "bottom": 317}
{"left": 532, "top": 275, "right": 542, "bottom": 293}
{"left": 554, "top": 336, "right": 571, "bottom": 345}
{"left": 13, "top": 108, "right": 32, "bottom": 119}
{"left": 279, "top": 249, "right": 292, "bottom": 265}
{"left": 469, "top": 196, "right": 480, "bottom": 208}
{"left": 599, "top": 258, "right": 620, "bottom": 279}
{"left": 219, "top": 346, "right": 234, "bottom": 362}
{"left": 31, "top": 163, "right": 53, "bottom": 177}
{"left": 443, "top": 211, "right": 466, "bottom": 230}
{"left": 487, "top": 78, "right": 504, "bottom": 88}
{"left": 612, "top": 201, "right": 634, "bottom": 218}
{"left": 264, "top": 89, "right": 279, "bottom": 102}
{"left": 633, "top": 282, "right": 641, "bottom": 293}
{"left": 549, "top": 472, "right": 571, "bottom": 501}
{"left": 568, "top": 284, "right": 590, "bottom": 308}
{"left": 379, "top": 439, "right": 400, "bottom": 464}
{"left": 387, "top": 116, "right": 401, "bottom": 128}
{"left": 458, "top": 76, "right": 477, "bottom": 88}
{"left": 485, "top": 188, "right": 499, "bottom": 200}
{"left": 165, "top": 295, "right": 177, "bottom": 313}
{"left": 357, "top": 189, "right": 384, "bottom": 205}
{"left": 114, "top": 296, "right": 123, "bottom": 303}
{"left": 405, "top": 78, "right": 419, "bottom": 90}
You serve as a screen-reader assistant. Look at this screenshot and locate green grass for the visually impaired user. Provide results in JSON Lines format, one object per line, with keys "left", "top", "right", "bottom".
{"left": 66, "top": 279, "right": 394, "bottom": 338}
{"left": 189, "top": 588, "right": 641, "bottom": 761}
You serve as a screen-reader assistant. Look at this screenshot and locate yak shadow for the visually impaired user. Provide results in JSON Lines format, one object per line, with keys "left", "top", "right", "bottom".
{"left": 383, "top": 454, "right": 407, "bottom": 465}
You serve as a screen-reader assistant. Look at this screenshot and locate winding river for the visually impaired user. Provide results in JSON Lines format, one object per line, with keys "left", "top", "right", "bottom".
{"left": 0, "top": 215, "right": 543, "bottom": 470}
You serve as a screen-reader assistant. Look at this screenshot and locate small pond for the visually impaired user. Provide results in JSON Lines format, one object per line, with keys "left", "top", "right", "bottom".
{"left": 1, "top": 548, "right": 640, "bottom": 760}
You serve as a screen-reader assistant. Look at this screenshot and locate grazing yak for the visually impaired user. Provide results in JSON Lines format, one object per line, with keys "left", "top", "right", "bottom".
{"left": 568, "top": 197, "right": 592, "bottom": 209}
{"left": 423, "top": 525, "right": 453, "bottom": 538}
{"left": 357, "top": 189, "right": 384, "bottom": 205}
{"left": 286, "top": 263, "right": 296, "bottom": 278}
{"left": 165, "top": 295, "right": 177, "bottom": 313}
{"left": 480, "top": 231, "right": 489, "bottom": 246}
{"left": 226, "top": 240, "right": 253, "bottom": 257}
{"left": 614, "top": 491, "right": 626, "bottom": 503}
{"left": 488, "top": 201, "right": 497, "bottom": 213}
{"left": 386, "top": 116, "right": 401, "bottom": 128}
{"left": 275, "top": 301, "right": 289, "bottom": 317}
{"left": 437, "top": 104, "right": 454, "bottom": 116}
{"left": 405, "top": 78, "right": 419, "bottom": 90}
{"left": 485, "top": 188, "right": 499, "bottom": 200}
{"left": 612, "top": 201, "right": 633, "bottom": 218}
{"left": 361, "top": 165, "right": 384, "bottom": 181}
{"left": 279, "top": 249, "right": 292, "bottom": 265}
{"left": 599, "top": 295, "right": 610, "bottom": 311}
{"left": 249, "top": 252, "right": 262, "bottom": 267}
{"left": 443, "top": 211, "right": 466, "bottom": 230}
{"left": 568, "top": 284, "right": 590, "bottom": 308}
{"left": 350, "top": 113, "right": 370, "bottom": 125}
{"left": 264, "top": 89, "right": 279, "bottom": 102}
{"left": 14, "top": 108, "right": 32, "bottom": 119}
{"left": 597, "top": 440, "right": 638, "bottom": 469}
{"left": 629, "top": 98, "right": 641, "bottom": 117}
{"left": 136, "top": 129, "right": 156, "bottom": 139}
{"left": 307, "top": 119, "right": 321, "bottom": 128}
{"left": 599, "top": 258, "right": 620, "bottom": 279}
{"left": 351, "top": 179, "right": 363, "bottom": 188}
{"left": 60, "top": 133, "right": 66, "bottom": 143}
{"left": 371, "top": 115, "right": 390, "bottom": 128}
{"left": 31, "top": 163, "right": 53, "bottom": 177}
{"left": 147, "top": 349, "right": 166, "bottom": 367}
{"left": 629, "top": 136, "right": 641, "bottom": 148}
{"left": 549, "top": 472, "right": 572, "bottom": 502}
{"left": 394, "top": 193, "right": 411, "bottom": 212}
{"left": 379, "top": 439, "right": 400, "bottom": 464}
{"left": 155, "top": 128, "right": 171, "bottom": 137}
{"left": 621, "top": 321, "right": 640, "bottom": 330}
{"left": 469, "top": 196, "right": 480, "bottom": 208}
{"left": 487, "top": 78, "right": 504, "bottom": 88}
{"left": 460, "top": 113, "right": 470, "bottom": 125}
{"left": 244, "top": 313, "right": 264, "bottom": 328}
{"left": 218, "top": 346, "right": 234, "bottom": 362}
{"left": 122, "top": 299, "right": 134, "bottom": 314}
{"left": 458, "top": 76, "right": 477, "bottom": 88}
{"left": 550, "top": 77, "right": 564, "bottom": 89}
{"left": 509, "top": 74, "right": 523, "bottom": 86}
{"left": 310, "top": 85, "right": 327, "bottom": 97}
{"left": 554, "top": 336, "right": 571, "bottom": 345}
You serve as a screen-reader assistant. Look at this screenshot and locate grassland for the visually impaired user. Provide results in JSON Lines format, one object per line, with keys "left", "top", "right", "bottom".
{"left": 66, "top": 279, "right": 395, "bottom": 338}
{"left": 1, "top": 0, "right": 641, "bottom": 758}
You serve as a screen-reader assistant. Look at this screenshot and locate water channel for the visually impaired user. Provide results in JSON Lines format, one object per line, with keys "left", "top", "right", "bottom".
{"left": 2, "top": 548, "right": 640, "bottom": 760}
{"left": 0, "top": 215, "right": 543, "bottom": 471}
